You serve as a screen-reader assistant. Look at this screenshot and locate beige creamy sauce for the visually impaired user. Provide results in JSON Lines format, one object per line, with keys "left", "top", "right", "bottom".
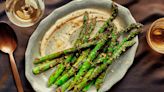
{"left": 40, "top": 8, "right": 124, "bottom": 56}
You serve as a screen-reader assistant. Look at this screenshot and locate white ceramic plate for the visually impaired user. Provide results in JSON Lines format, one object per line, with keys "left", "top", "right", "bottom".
{"left": 25, "top": 0, "right": 138, "bottom": 92}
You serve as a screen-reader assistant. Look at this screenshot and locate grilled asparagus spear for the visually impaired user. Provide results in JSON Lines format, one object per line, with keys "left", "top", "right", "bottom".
{"left": 33, "top": 2, "right": 118, "bottom": 73}
{"left": 73, "top": 27, "right": 142, "bottom": 91}
{"left": 48, "top": 17, "right": 96, "bottom": 87}
{"left": 56, "top": 22, "right": 116, "bottom": 88}
{"left": 56, "top": 77, "right": 74, "bottom": 92}
{"left": 33, "top": 12, "right": 89, "bottom": 64}
{"left": 67, "top": 7, "right": 120, "bottom": 87}
{"left": 55, "top": 33, "right": 109, "bottom": 86}
{"left": 95, "top": 70, "right": 107, "bottom": 89}
{"left": 71, "top": 21, "right": 142, "bottom": 91}
{"left": 32, "top": 41, "right": 98, "bottom": 74}
{"left": 73, "top": 40, "right": 136, "bottom": 92}
{"left": 96, "top": 2, "right": 118, "bottom": 35}
{"left": 67, "top": 23, "right": 117, "bottom": 90}
{"left": 48, "top": 12, "right": 90, "bottom": 86}
{"left": 82, "top": 80, "right": 95, "bottom": 92}
{"left": 55, "top": 23, "right": 114, "bottom": 89}
{"left": 48, "top": 54, "right": 76, "bottom": 87}
{"left": 33, "top": 24, "right": 142, "bottom": 74}
{"left": 95, "top": 23, "right": 143, "bottom": 64}
{"left": 75, "top": 12, "right": 90, "bottom": 46}
{"left": 55, "top": 8, "right": 118, "bottom": 85}
{"left": 33, "top": 12, "right": 90, "bottom": 74}
{"left": 93, "top": 23, "right": 142, "bottom": 89}
{"left": 32, "top": 58, "right": 63, "bottom": 75}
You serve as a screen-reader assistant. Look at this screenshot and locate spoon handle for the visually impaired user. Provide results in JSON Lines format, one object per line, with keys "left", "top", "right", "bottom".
{"left": 9, "top": 53, "right": 24, "bottom": 92}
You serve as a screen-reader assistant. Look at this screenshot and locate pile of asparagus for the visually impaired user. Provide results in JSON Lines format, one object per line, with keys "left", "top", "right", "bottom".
{"left": 32, "top": 3, "right": 143, "bottom": 92}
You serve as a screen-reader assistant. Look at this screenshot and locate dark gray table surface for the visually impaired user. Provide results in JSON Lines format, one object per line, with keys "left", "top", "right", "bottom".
{"left": 0, "top": 0, "right": 164, "bottom": 92}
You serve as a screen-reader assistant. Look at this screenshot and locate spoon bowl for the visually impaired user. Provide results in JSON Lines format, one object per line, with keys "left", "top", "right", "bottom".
{"left": 0, "top": 22, "right": 23, "bottom": 92}
{"left": 0, "top": 22, "right": 17, "bottom": 53}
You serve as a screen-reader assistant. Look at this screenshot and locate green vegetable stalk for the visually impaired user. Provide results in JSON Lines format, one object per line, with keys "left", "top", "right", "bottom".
{"left": 54, "top": 48, "right": 90, "bottom": 86}
{"left": 33, "top": 11, "right": 89, "bottom": 64}
{"left": 55, "top": 33, "right": 109, "bottom": 86}
{"left": 48, "top": 14, "right": 97, "bottom": 87}
{"left": 33, "top": 40, "right": 97, "bottom": 64}
{"left": 56, "top": 77, "right": 74, "bottom": 92}
{"left": 55, "top": 9, "right": 118, "bottom": 86}
{"left": 94, "top": 23, "right": 142, "bottom": 89}
{"left": 96, "top": 2, "right": 118, "bottom": 35}
{"left": 68, "top": 23, "right": 117, "bottom": 90}
{"left": 95, "top": 70, "right": 107, "bottom": 89}
{"left": 73, "top": 25, "right": 142, "bottom": 91}
{"left": 67, "top": 9, "right": 119, "bottom": 88}
{"left": 32, "top": 41, "right": 97, "bottom": 75}
{"left": 55, "top": 23, "right": 114, "bottom": 89}
{"left": 48, "top": 54, "right": 75, "bottom": 87}
{"left": 82, "top": 80, "right": 95, "bottom": 92}
{"left": 73, "top": 40, "right": 136, "bottom": 92}
{"left": 32, "top": 58, "right": 63, "bottom": 75}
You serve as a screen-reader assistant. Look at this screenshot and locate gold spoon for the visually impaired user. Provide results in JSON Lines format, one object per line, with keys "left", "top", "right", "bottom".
{"left": 0, "top": 22, "right": 23, "bottom": 92}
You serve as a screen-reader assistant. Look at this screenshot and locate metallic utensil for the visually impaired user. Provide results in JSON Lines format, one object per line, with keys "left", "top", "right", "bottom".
{"left": 0, "top": 22, "right": 23, "bottom": 92}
